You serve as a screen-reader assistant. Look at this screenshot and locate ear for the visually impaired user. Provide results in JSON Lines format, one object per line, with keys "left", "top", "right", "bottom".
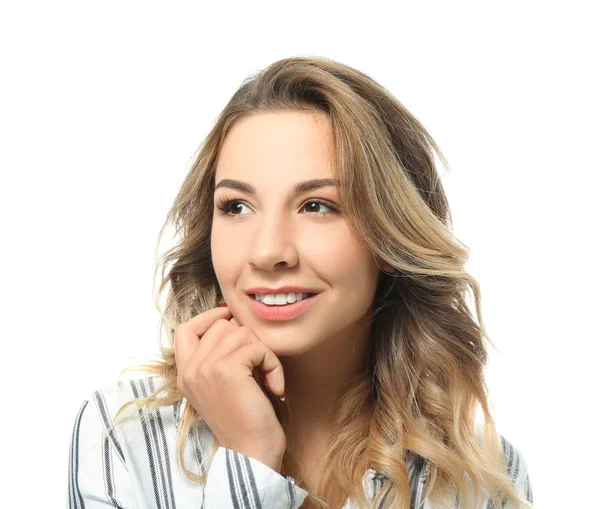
{"left": 375, "top": 255, "right": 396, "bottom": 274}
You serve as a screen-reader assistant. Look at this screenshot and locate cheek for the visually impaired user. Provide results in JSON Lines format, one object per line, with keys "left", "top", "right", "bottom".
{"left": 306, "top": 229, "right": 372, "bottom": 279}
{"left": 210, "top": 227, "right": 235, "bottom": 276}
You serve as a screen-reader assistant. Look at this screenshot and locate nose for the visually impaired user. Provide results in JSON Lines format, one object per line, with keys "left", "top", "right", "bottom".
{"left": 247, "top": 214, "right": 299, "bottom": 271}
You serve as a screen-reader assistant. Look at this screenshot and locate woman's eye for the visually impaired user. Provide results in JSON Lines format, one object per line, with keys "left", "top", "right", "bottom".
{"left": 215, "top": 198, "right": 339, "bottom": 218}
{"left": 218, "top": 200, "right": 251, "bottom": 216}
{"left": 302, "top": 200, "right": 333, "bottom": 214}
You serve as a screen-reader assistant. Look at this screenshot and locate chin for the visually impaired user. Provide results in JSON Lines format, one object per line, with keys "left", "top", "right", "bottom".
{"left": 251, "top": 327, "right": 317, "bottom": 356}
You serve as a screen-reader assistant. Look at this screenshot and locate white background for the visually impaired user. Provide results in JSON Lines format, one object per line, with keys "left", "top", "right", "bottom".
{"left": 1, "top": 2, "right": 597, "bottom": 507}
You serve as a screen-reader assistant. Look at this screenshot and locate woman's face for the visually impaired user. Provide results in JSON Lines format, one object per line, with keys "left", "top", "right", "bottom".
{"left": 211, "top": 110, "right": 390, "bottom": 356}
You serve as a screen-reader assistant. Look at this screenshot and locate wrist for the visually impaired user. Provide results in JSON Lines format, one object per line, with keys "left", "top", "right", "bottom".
{"left": 231, "top": 447, "right": 283, "bottom": 474}
{"left": 256, "top": 453, "right": 283, "bottom": 474}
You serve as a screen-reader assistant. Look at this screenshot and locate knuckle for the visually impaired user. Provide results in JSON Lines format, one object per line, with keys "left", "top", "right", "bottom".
{"left": 212, "top": 360, "right": 229, "bottom": 378}
{"left": 208, "top": 319, "right": 230, "bottom": 336}
{"left": 181, "top": 369, "right": 196, "bottom": 388}
{"left": 213, "top": 318, "right": 230, "bottom": 328}
{"left": 197, "top": 364, "right": 212, "bottom": 381}
{"left": 232, "top": 327, "right": 254, "bottom": 346}
{"left": 237, "top": 325, "right": 253, "bottom": 339}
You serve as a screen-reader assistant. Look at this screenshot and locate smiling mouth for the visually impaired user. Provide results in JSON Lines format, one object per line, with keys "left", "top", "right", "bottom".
{"left": 251, "top": 292, "right": 317, "bottom": 305}
{"left": 246, "top": 293, "right": 319, "bottom": 321}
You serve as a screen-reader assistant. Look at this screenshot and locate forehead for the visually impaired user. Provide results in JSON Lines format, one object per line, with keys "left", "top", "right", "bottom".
{"left": 215, "top": 111, "right": 334, "bottom": 182}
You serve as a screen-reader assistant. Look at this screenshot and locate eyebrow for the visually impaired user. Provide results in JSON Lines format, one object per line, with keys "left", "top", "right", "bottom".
{"left": 214, "top": 178, "right": 340, "bottom": 195}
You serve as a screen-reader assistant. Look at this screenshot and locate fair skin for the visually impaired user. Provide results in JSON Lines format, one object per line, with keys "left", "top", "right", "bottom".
{"left": 210, "top": 110, "right": 394, "bottom": 480}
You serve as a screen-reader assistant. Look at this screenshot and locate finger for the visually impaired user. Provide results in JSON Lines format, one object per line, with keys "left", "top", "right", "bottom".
{"left": 189, "top": 314, "right": 244, "bottom": 363}
{"left": 226, "top": 317, "right": 265, "bottom": 387}
{"left": 229, "top": 342, "right": 285, "bottom": 398}
{"left": 184, "top": 305, "right": 233, "bottom": 336}
{"left": 190, "top": 318, "right": 241, "bottom": 363}
{"left": 203, "top": 325, "right": 258, "bottom": 368}
{"left": 174, "top": 306, "right": 232, "bottom": 370}
{"left": 224, "top": 323, "right": 269, "bottom": 391}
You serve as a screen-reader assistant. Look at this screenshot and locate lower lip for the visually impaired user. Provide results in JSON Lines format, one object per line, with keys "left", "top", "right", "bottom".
{"left": 246, "top": 293, "right": 319, "bottom": 321}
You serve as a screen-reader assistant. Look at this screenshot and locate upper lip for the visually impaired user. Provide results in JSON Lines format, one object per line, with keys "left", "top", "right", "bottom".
{"left": 245, "top": 286, "right": 322, "bottom": 295}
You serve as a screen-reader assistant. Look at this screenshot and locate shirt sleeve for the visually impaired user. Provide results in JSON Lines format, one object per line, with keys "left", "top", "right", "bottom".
{"left": 202, "top": 446, "right": 309, "bottom": 509}
{"left": 67, "top": 399, "right": 139, "bottom": 509}
{"left": 503, "top": 438, "right": 534, "bottom": 508}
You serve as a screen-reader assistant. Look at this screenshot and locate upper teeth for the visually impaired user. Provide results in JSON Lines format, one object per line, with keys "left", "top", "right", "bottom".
{"left": 254, "top": 292, "right": 312, "bottom": 305}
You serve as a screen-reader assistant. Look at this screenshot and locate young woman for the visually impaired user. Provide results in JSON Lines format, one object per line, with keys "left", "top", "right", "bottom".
{"left": 67, "top": 56, "right": 534, "bottom": 509}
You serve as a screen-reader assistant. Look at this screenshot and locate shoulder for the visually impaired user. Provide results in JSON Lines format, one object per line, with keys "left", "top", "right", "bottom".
{"left": 498, "top": 434, "right": 534, "bottom": 502}
{"left": 72, "top": 375, "right": 209, "bottom": 474}
{"left": 474, "top": 426, "right": 534, "bottom": 505}
{"left": 72, "top": 374, "right": 189, "bottom": 464}
{"left": 69, "top": 375, "right": 185, "bottom": 505}
{"left": 86, "top": 374, "right": 179, "bottom": 423}
{"left": 81, "top": 374, "right": 189, "bottom": 439}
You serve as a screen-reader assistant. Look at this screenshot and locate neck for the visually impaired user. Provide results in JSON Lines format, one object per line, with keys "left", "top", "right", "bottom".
{"left": 278, "top": 314, "right": 374, "bottom": 448}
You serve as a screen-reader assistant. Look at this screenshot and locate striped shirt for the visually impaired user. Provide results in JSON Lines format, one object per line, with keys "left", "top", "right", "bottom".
{"left": 67, "top": 375, "right": 534, "bottom": 508}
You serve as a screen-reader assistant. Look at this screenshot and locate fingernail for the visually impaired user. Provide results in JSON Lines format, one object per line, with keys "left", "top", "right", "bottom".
{"left": 218, "top": 302, "right": 228, "bottom": 308}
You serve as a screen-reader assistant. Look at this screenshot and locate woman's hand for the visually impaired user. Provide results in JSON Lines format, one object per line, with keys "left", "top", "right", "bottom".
{"left": 174, "top": 305, "right": 287, "bottom": 473}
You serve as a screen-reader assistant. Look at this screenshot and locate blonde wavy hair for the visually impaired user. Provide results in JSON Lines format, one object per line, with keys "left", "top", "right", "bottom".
{"left": 108, "top": 56, "right": 533, "bottom": 509}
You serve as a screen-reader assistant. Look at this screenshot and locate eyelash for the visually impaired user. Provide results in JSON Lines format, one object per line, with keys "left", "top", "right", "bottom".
{"left": 215, "top": 197, "right": 340, "bottom": 219}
